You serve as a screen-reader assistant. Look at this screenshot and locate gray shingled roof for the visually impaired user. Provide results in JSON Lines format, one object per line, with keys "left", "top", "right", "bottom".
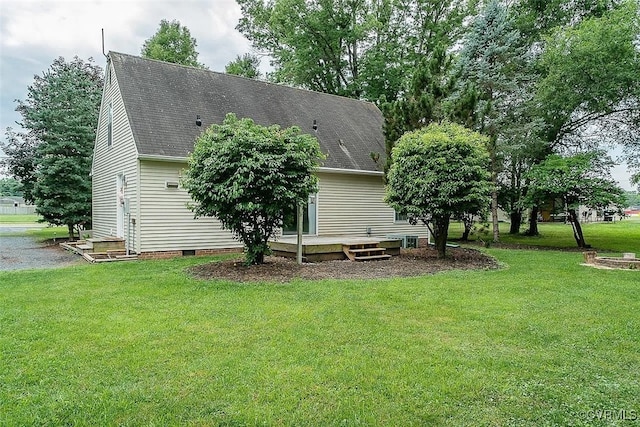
{"left": 110, "top": 52, "right": 387, "bottom": 172}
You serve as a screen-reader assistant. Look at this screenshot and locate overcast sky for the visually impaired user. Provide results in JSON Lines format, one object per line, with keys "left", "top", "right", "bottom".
{"left": 0, "top": 0, "right": 253, "bottom": 139}
{"left": 0, "top": 0, "right": 635, "bottom": 189}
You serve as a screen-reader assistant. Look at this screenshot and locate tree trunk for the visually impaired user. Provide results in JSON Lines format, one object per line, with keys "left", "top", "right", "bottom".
{"left": 461, "top": 226, "right": 471, "bottom": 241}
{"left": 491, "top": 187, "right": 499, "bottom": 242}
{"left": 509, "top": 210, "right": 522, "bottom": 234}
{"left": 526, "top": 206, "right": 539, "bottom": 236}
{"left": 461, "top": 215, "right": 472, "bottom": 241}
{"left": 489, "top": 146, "right": 500, "bottom": 242}
{"left": 67, "top": 224, "right": 75, "bottom": 241}
{"left": 433, "top": 216, "right": 451, "bottom": 259}
{"left": 568, "top": 208, "right": 589, "bottom": 248}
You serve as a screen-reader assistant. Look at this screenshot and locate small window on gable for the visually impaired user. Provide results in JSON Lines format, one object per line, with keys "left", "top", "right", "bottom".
{"left": 107, "top": 103, "right": 113, "bottom": 147}
{"left": 395, "top": 211, "right": 408, "bottom": 222}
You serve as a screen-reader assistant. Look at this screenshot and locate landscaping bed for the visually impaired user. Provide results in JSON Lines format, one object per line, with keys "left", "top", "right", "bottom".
{"left": 189, "top": 246, "right": 499, "bottom": 283}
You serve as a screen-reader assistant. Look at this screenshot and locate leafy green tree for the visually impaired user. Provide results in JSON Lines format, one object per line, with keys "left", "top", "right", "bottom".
{"left": 236, "top": 0, "right": 472, "bottom": 101}
{"left": 1, "top": 128, "right": 38, "bottom": 202}
{"left": 513, "top": 0, "right": 623, "bottom": 45}
{"left": 0, "top": 177, "right": 22, "bottom": 197}
{"left": 385, "top": 122, "right": 491, "bottom": 258}
{"left": 536, "top": 1, "right": 640, "bottom": 147}
{"left": 519, "top": 0, "right": 640, "bottom": 235}
{"left": 15, "top": 56, "right": 103, "bottom": 238}
{"left": 624, "top": 191, "right": 640, "bottom": 207}
{"left": 523, "top": 151, "right": 625, "bottom": 248}
{"left": 182, "top": 113, "right": 324, "bottom": 265}
{"left": 225, "top": 53, "right": 262, "bottom": 79}
{"left": 142, "top": 19, "right": 205, "bottom": 68}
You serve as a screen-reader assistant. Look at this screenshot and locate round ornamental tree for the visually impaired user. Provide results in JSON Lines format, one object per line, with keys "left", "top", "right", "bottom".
{"left": 182, "top": 113, "right": 324, "bottom": 265}
{"left": 385, "top": 122, "right": 491, "bottom": 258}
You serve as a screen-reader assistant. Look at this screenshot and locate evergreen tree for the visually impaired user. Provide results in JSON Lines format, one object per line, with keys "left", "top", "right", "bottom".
{"left": 381, "top": 47, "right": 455, "bottom": 172}
{"left": 453, "top": 0, "right": 530, "bottom": 242}
{"left": 15, "top": 56, "right": 103, "bottom": 238}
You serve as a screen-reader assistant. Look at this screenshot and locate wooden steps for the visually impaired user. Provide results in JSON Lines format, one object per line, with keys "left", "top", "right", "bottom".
{"left": 342, "top": 242, "right": 391, "bottom": 262}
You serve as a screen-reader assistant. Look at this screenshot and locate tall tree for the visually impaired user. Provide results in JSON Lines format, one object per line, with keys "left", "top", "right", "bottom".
{"left": 515, "top": 0, "right": 637, "bottom": 236}
{"left": 14, "top": 56, "right": 103, "bottom": 238}
{"left": 535, "top": 1, "right": 640, "bottom": 149}
{"left": 381, "top": 47, "right": 455, "bottom": 172}
{"left": 236, "top": 0, "right": 472, "bottom": 102}
{"left": 513, "top": 0, "right": 624, "bottom": 44}
{"left": 385, "top": 122, "right": 491, "bottom": 258}
{"left": 523, "top": 151, "right": 625, "bottom": 248}
{"left": 453, "top": 0, "right": 529, "bottom": 242}
{"left": 225, "top": 53, "right": 262, "bottom": 79}
{"left": 1, "top": 128, "right": 38, "bottom": 203}
{"left": 142, "top": 19, "right": 205, "bottom": 68}
{"left": 182, "top": 113, "right": 324, "bottom": 265}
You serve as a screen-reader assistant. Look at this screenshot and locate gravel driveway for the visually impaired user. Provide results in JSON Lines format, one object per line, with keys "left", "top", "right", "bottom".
{"left": 0, "top": 225, "right": 83, "bottom": 271}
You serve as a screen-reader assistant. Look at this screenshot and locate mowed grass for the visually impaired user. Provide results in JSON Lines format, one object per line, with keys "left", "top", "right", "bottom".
{"left": 0, "top": 214, "right": 42, "bottom": 224}
{"left": 1, "top": 246, "right": 639, "bottom": 425}
{"left": 449, "top": 218, "right": 640, "bottom": 254}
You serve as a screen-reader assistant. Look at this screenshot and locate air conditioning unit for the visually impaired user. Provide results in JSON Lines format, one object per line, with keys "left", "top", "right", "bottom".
{"left": 387, "top": 234, "right": 419, "bottom": 248}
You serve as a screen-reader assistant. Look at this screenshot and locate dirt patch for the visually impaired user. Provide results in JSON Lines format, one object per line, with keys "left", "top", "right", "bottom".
{"left": 188, "top": 247, "right": 499, "bottom": 283}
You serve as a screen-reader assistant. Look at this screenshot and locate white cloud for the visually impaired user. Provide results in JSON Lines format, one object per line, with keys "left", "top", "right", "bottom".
{"left": 2, "top": 1, "right": 146, "bottom": 57}
{"left": 0, "top": 0, "right": 253, "bottom": 135}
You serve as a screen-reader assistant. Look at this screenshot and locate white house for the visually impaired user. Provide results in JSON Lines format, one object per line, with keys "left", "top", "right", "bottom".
{"left": 91, "top": 52, "right": 426, "bottom": 258}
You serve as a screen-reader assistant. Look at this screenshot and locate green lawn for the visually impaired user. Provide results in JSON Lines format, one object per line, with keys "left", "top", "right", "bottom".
{"left": 1, "top": 244, "right": 639, "bottom": 425}
{"left": 0, "top": 224, "right": 69, "bottom": 241}
{"left": 449, "top": 219, "right": 640, "bottom": 254}
{"left": 0, "top": 214, "right": 42, "bottom": 224}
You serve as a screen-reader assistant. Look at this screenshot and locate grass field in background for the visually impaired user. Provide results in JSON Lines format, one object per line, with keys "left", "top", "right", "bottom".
{"left": 448, "top": 219, "right": 640, "bottom": 254}
{"left": 0, "top": 214, "right": 42, "bottom": 224}
{"left": 2, "top": 245, "right": 639, "bottom": 424}
{"left": 0, "top": 224, "right": 68, "bottom": 241}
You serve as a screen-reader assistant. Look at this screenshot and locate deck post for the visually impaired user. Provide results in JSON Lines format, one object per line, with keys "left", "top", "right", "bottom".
{"left": 296, "top": 203, "right": 303, "bottom": 264}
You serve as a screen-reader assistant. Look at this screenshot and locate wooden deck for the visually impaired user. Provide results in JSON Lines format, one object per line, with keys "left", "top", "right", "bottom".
{"left": 269, "top": 236, "right": 402, "bottom": 262}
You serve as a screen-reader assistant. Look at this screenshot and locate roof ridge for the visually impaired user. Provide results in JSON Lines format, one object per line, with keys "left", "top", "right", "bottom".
{"left": 108, "top": 51, "right": 378, "bottom": 108}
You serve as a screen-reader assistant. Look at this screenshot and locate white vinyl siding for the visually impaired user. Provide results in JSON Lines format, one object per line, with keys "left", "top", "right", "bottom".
{"left": 92, "top": 61, "right": 139, "bottom": 248}
{"left": 316, "top": 171, "right": 427, "bottom": 238}
{"left": 134, "top": 165, "right": 421, "bottom": 253}
{"left": 138, "top": 160, "right": 241, "bottom": 252}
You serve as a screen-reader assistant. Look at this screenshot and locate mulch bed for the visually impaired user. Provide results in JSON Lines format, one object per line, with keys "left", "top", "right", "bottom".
{"left": 188, "top": 246, "right": 499, "bottom": 283}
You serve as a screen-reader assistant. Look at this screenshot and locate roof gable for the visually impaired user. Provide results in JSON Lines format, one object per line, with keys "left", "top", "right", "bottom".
{"left": 109, "top": 52, "right": 386, "bottom": 172}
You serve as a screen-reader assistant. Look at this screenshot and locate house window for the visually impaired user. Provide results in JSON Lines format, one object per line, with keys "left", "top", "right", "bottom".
{"left": 395, "top": 211, "right": 408, "bottom": 222}
{"left": 107, "top": 103, "right": 113, "bottom": 147}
